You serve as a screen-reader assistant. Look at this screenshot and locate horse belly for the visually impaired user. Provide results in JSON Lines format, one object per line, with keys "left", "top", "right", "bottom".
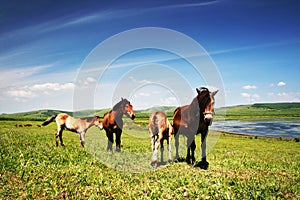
{"left": 66, "top": 118, "right": 79, "bottom": 132}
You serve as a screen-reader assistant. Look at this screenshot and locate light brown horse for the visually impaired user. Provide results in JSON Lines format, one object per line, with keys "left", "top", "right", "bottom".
{"left": 42, "top": 113, "right": 101, "bottom": 147}
{"left": 149, "top": 111, "right": 173, "bottom": 167}
{"left": 101, "top": 98, "right": 135, "bottom": 152}
{"left": 173, "top": 87, "right": 218, "bottom": 168}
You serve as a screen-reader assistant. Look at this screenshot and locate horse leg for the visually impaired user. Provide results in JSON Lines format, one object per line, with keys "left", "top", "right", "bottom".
{"left": 194, "top": 131, "right": 209, "bottom": 169}
{"left": 56, "top": 126, "right": 64, "bottom": 147}
{"left": 167, "top": 136, "right": 172, "bottom": 163}
{"left": 115, "top": 130, "right": 122, "bottom": 152}
{"left": 186, "top": 147, "right": 191, "bottom": 164}
{"left": 151, "top": 136, "right": 156, "bottom": 165}
{"left": 59, "top": 130, "right": 64, "bottom": 146}
{"left": 152, "top": 134, "right": 163, "bottom": 167}
{"left": 190, "top": 139, "right": 196, "bottom": 164}
{"left": 186, "top": 136, "right": 194, "bottom": 164}
{"left": 106, "top": 131, "right": 113, "bottom": 151}
{"left": 160, "top": 139, "right": 164, "bottom": 163}
{"left": 55, "top": 131, "right": 59, "bottom": 147}
{"left": 79, "top": 132, "right": 85, "bottom": 148}
{"left": 201, "top": 132, "right": 209, "bottom": 165}
{"left": 174, "top": 132, "right": 180, "bottom": 161}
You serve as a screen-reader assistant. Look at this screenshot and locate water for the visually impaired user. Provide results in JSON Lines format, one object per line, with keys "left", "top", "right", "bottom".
{"left": 211, "top": 119, "right": 300, "bottom": 138}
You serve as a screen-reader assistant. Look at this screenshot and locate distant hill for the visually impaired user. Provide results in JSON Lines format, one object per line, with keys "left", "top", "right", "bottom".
{"left": 0, "top": 106, "right": 176, "bottom": 121}
{"left": 1, "top": 103, "right": 299, "bottom": 121}
{"left": 218, "top": 102, "right": 300, "bottom": 120}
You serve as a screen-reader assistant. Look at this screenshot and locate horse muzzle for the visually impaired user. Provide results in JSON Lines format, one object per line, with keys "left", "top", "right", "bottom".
{"left": 131, "top": 114, "right": 136, "bottom": 120}
{"left": 204, "top": 113, "right": 213, "bottom": 126}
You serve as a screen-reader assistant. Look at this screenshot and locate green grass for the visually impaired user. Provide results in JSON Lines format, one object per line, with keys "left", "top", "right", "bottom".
{"left": 0, "top": 120, "right": 299, "bottom": 199}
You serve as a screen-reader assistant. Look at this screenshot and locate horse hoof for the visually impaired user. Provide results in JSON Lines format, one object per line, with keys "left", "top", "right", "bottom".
{"left": 195, "top": 160, "right": 209, "bottom": 169}
{"left": 151, "top": 161, "right": 157, "bottom": 168}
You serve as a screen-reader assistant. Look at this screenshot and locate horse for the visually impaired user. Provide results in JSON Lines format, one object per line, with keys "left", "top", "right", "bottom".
{"left": 42, "top": 113, "right": 101, "bottom": 147}
{"left": 101, "top": 98, "right": 135, "bottom": 152}
{"left": 148, "top": 112, "right": 173, "bottom": 167}
{"left": 173, "top": 87, "right": 218, "bottom": 168}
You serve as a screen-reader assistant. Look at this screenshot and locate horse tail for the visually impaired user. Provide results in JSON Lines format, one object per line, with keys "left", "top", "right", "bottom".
{"left": 42, "top": 114, "right": 58, "bottom": 126}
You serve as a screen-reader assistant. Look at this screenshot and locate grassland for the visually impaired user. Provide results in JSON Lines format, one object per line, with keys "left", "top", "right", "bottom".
{"left": 1, "top": 119, "right": 299, "bottom": 199}
{"left": 217, "top": 103, "right": 300, "bottom": 120}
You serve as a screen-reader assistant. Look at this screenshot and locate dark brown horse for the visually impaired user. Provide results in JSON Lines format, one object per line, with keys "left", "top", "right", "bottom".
{"left": 101, "top": 98, "right": 135, "bottom": 152}
{"left": 148, "top": 111, "right": 173, "bottom": 167}
{"left": 173, "top": 87, "right": 218, "bottom": 168}
{"left": 42, "top": 113, "right": 101, "bottom": 147}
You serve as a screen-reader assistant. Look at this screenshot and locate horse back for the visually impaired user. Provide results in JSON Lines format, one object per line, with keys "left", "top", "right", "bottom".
{"left": 149, "top": 112, "right": 171, "bottom": 137}
{"left": 56, "top": 113, "right": 77, "bottom": 130}
{"left": 173, "top": 105, "right": 189, "bottom": 129}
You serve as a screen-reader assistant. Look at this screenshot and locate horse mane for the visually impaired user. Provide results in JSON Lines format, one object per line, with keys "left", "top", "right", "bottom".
{"left": 112, "top": 98, "right": 130, "bottom": 111}
{"left": 197, "top": 87, "right": 211, "bottom": 111}
{"left": 189, "top": 87, "right": 211, "bottom": 117}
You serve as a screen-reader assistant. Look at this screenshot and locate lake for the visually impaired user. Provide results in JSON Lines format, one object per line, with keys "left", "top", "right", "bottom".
{"left": 211, "top": 119, "right": 300, "bottom": 138}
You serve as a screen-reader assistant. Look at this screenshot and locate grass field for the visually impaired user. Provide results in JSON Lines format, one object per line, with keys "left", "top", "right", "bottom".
{"left": 1, "top": 120, "right": 299, "bottom": 199}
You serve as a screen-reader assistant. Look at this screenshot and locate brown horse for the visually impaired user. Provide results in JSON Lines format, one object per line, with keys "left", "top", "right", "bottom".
{"left": 149, "top": 112, "right": 173, "bottom": 167}
{"left": 42, "top": 113, "right": 101, "bottom": 147}
{"left": 101, "top": 98, "right": 135, "bottom": 152}
{"left": 173, "top": 87, "right": 218, "bottom": 168}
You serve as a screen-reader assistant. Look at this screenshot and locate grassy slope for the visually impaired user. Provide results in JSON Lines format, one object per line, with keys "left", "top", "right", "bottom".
{"left": 216, "top": 102, "right": 300, "bottom": 120}
{"left": 0, "top": 120, "right": 299, "bottom": 199}
{"left": 1, "top": 103, "right": 300, "bottom": 121}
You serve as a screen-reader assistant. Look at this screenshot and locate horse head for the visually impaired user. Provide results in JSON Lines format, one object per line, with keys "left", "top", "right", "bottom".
{"left": 196, "top": 87, "right": 218, "bottom": 126}
{"left": 93, "top": 116, "right": 101, "bottom": 127}
{"left": 121, "top": 98, "right": 136, "bottom": 120}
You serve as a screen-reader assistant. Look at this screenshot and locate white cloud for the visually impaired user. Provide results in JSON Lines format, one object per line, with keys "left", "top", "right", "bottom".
{"left": 241, "top": 93, "right": 260, "bottom": 99}
{"left": 6, "top": 90, "right": 36, "bottom": 98}
{"left": 241, "top": 93, "right": 251, "bottom": 97}
{"left": 5, "top": 82, "right": 75, "bottom": 99}
{"left": 242, "top": 85, "right": 257, "bottom": 89}
{"left": 277, "top": 81, "right": 286, "bottom": 86}
{"left": 86, "top": 77, "right": 96, "bottom": 83}
{"left": 30, "top": 82, "right": 75, "bottom": 91}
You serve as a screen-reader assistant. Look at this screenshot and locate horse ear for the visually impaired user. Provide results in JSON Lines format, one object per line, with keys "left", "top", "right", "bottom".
{"left": 121, "top": 97, "right": 124, "bottom": 101}
{"left": 196, "top": 88, "right": 201, "bottom": 94}
{"left": 211, "top": 90, "right": 218, "bottom": 97}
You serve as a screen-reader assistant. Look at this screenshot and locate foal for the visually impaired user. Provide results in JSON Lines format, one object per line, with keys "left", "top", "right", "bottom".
{"left": 42, "top": 113, "right": 101, "bottom": 147}
{"left": 149, "top": 112, "right": 173, "bottom": 167}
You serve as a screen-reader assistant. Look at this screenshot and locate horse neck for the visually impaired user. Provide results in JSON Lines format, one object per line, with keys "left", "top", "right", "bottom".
{"left": 111, "top": 110, "right": 124, "bottom": 121}
{"left": 84, "top": 119, "right": 96, "bottom": 129}
{"left": 190, "top": 97, "right": 201, "bottom": 113}
{"left": 188, "top": 97, "right": 206, "bottom": 122}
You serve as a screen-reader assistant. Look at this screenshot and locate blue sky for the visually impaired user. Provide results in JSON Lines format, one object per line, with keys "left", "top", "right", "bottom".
{"left": 0, "top": 0, "right": 300, "bottom": 113}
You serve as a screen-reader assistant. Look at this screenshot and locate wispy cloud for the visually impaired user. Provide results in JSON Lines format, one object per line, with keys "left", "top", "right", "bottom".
{"left": 0, "top": 64, "right": 52, "bottom": 88}
{"left": 156, "top": 1, "right": 220, "bottom": 10}
{"left": 243, "top": 85, "right": 257, "bottom": 89}
{"left": 209, "top": 39, "right": 300, "bottom": 56}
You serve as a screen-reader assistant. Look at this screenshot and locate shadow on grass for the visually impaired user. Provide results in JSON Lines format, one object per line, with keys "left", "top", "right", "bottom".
{"left": 174, "top": 157, "right": 210, "bottom": 170}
